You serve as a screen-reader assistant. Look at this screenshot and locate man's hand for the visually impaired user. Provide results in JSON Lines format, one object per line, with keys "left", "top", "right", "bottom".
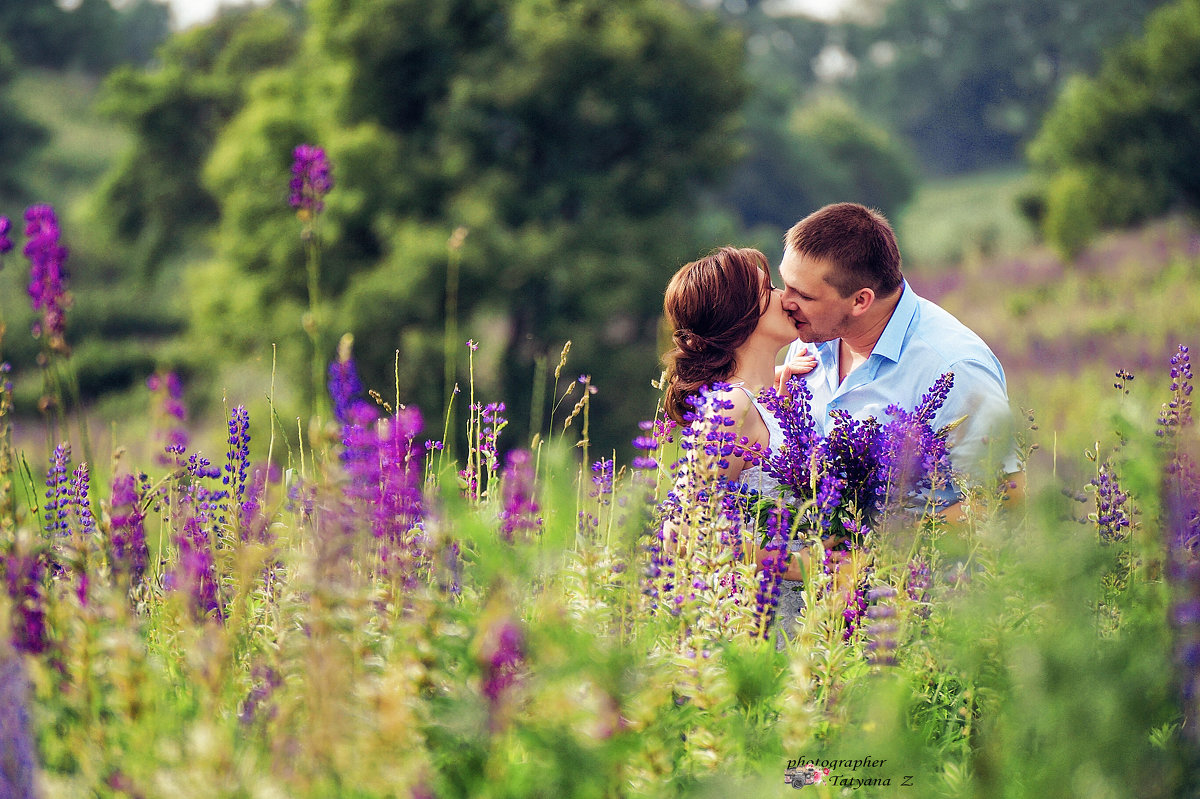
{"left": 938, "top": 471, "right": 1026, "bottom": 528}
{"left": 754, "top": 537, "right": 848, "bottom": 581}
{"left": 775, "top": 346, "right": 817, "bottom": 391}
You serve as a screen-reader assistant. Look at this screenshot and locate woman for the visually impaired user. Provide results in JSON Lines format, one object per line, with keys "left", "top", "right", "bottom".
{"left": 662, "top": 246, "right": 812, "bottom": 491}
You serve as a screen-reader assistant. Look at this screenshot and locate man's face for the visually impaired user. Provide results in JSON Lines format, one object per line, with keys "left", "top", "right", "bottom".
{"left": 777, "top": 247, "right": 856, "bottom": 344}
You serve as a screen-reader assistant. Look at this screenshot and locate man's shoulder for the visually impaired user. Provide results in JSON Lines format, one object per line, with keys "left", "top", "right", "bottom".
{"left": 906, "top": 294, "right": 1001, "bottom": 370}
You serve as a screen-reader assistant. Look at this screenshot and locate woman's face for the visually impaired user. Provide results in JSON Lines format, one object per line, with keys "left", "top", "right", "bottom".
{"left": 754, "top": 269, "right": 799, "bottom": 349}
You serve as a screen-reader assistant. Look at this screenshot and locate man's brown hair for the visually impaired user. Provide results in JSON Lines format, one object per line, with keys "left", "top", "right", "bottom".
{"left": 785, "top": 202, "right": 902, "bottom": 298}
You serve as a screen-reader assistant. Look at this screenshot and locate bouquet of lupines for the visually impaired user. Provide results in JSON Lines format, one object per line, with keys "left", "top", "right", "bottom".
{"left": 748, "top": 372, "right": 958, "bottom": 546}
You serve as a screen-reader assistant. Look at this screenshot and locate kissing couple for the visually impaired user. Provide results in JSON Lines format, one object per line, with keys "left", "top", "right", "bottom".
{"left": 660, "top": 201, "right": 1023, "bottom": 585}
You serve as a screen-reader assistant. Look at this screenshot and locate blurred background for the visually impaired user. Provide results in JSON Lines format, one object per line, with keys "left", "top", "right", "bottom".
{"left": 0, "top": 0, "right": 1196, "bottom": 469}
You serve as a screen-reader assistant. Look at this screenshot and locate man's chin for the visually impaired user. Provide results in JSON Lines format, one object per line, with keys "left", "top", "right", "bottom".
{"left": 793, "top": 327, "right": 819, "bottom": 344}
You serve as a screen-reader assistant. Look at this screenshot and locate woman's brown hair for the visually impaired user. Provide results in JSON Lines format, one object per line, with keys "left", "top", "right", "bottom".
{"left": 662, "top": 246, "right": 771, "bottom": 424}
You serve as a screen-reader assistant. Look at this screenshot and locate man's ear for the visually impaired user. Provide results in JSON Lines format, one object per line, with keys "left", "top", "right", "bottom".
{"left": 850, "top": 287, "right": 875, "bottom": 316}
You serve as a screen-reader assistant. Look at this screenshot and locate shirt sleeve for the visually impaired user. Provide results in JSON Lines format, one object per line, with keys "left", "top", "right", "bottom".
{"left": 938, "top": 359, "right": 1021, "bottom": 485}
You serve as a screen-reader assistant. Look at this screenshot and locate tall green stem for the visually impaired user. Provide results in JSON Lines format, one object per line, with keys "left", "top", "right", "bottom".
{"left": 443, "top": 227, "right": 466, "bottom": 461}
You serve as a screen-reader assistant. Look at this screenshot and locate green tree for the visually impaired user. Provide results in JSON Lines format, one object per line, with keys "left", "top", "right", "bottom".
{"left": 1028, "top": 0, "right": 1200, "bottom": 257}
{"left": 687, "top": 1, "right": 915, "bottom": 231}
{"left": 0, "top": 43, "right": 47, "bottom": 199}
{"left": 90, "top": 2, "right": 302, "bottom": 272}
{"left": 0, "top": 0, "right": 170, "bottom": 73}
{"left": 191, "top": 0, "right": 747, "bottom": 452}
{"left": 722, "top": 90, "right": 915, "bottom": 232}
{"left": 841, "top": 0, "right": 1171, "bottom": 174}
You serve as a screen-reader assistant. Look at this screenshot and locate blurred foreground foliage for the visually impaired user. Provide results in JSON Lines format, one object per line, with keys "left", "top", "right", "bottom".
{"left": 0, "top": 334, "right": 1196, "bottom": 798}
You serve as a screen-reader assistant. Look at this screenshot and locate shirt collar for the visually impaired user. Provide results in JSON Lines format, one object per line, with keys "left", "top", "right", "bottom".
{"left": 871, "top": 280, "right": 916, "bottom": 364}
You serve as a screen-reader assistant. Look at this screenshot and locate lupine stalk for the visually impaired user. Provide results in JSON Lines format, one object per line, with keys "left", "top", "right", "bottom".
{"left": 1091, "top": 461, "right": 1133, "bottom": 542}
{"left": 0, "top": 215, "right": 13, "bottom": 261}
{"left": 864, "top": 584, "right": 899, "bottom": 666}
{"left": 172, "top": 515, "right": 221, "bottom": 621}
{"left": 3, "top": 551, "right": 48, "bottom": 654}
{"left": 148, "top": 371, "right": 188, "bottom": 468}
{"left": 43, "top": 442, "right": 71, "bottom": 539}
{"left": 67, "top": 462, "right": 96, "bottom": 605}
{"left": 499, "top": 449, "right": 540, "bottom": 542}
{"left": 108, "top": 473, "right": 148, "bottom": 586}
{"left": 477, "top": 615, "right": 525, "bottom": 732}
{"left": 224, "top": 405, "right": 251, "bottom": 515}
{"left": 753, "top": 503, "right": 791, "bottom": 638}
{"left": 907, "top": 557, "right": 932, "bottom": 620}
{"left": 1157, "top": 345, "right": 1200, "bottom": 738}
{"left": 1159, "top": 345, "right": 1193, "bottom": 435}
{"left": 290, "top": 143, "right": 334, "bottom": 421}
{"left": 24, "top": 204, "right": 70, "bottom": 355}
{"left": 0, "top": 639, "right": 38, "bottom": 796}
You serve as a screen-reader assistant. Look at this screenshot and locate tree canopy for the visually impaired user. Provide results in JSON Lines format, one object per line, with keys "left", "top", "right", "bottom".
{"left": 185, "top": 0, "right": 748, "bottom": 452}
{"left": 840, "top": 0, "right": 1172, "bottom": 174}
{"left": 1028, "top": 0, "right": 1200, "bottom": 256}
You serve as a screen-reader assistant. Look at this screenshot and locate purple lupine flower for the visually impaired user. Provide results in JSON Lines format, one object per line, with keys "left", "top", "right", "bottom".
{"left": 3, "top": 552, "right": 48, "bottom": 655}
{"left": 907, "top": 557, "right": 932, "bottom": 620}
{"left": 148, "top": 371, "right": 189, "bottom": 467}
{"left": 1159, "top": 345, "right": 1194, "bottom": 435}
{"left": 374, "top": 407, "right": 425, "bottom": 538}
{"left": 224, "top": 406, "right": 251, "bottom": 509}
{"left": 864, "top": 584, "right": 899, "bottom": 665}
{"left": 0, "top": 640, "right": 39, "bottom": 798}
{"left": 480, "top": 402, "right": 507, "bottom": 474}
{"left": 632, "top": 422, "right": 660, "bottom": 470}
{"left": 67, "top": 462, "right": 96, "bottom": 605}
{"left": 328, "top": 355, "right": 367, "bottom": 426}
{"left": 0, "top": 215, "right": 13, "bottom": 259}
{"left": 108, "top": 473, "right": 148, "bottom": 585}
{"left": 756, "top": 375, "right": 820, "bottom": 491}
{"left": 23, "top": 204, "right": 71, "bottom": 353}
{"left": 591, "top": 458, "right": 615, "bottom": 497}
{"left": 753, "top": 504, "right": 791, "bottom": 636}
{"left": 480, "top": 618, "right": 524, "bottom": 704}
{"left": 1091, "top": 462, "right": 1133, "bottom": 542}
{"left": 913, "top": 371, "right": 955, "bottom": 426}
{"left": 169, "top": 515, "right": 221, "bottom": 620}
{"left": 289, "top": 144, "right": 333, "bottom": 216}
{"left": 340, "top": 405, "right": 427, "bottom": 583}
{"left": 238, "top": 465, "right": 274, "bottom": 545}
{"left": 1165, "top": 449, "right": 1200, "bottom": 739}
{"left": 842, "top": 582, "right": 869, "bottom": 641}
{"left": 499, "top": 449, "right": 540, "bottom": 542}
{"left": 43, "top": 442, "right": 72, "bottom": 539}
{"left": 238, "top": 664, "right": 282, "bottom": 726}
{"left": 69, "top": 463, "right": 96, "bottom": 540}
{"left": 1156, "top": 346, "right": 1200, "bottom": 737}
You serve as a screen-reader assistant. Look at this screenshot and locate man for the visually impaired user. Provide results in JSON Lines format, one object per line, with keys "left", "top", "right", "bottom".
{"left": 775, "top": 202, "right": 1022, "bottom": 524}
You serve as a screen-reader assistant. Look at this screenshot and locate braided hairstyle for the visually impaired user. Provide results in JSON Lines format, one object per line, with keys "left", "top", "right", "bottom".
{"left": 662, "top": 246, "right": 772, "bottom": 424}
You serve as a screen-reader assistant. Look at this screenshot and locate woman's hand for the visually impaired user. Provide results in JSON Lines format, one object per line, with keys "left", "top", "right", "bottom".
{"left": 775, "top": 346, "right": 818, "bottom": 391}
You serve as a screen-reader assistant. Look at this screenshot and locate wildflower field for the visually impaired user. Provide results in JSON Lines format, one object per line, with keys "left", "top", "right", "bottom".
{"left": 1, "top": 152, "right": 1199, "bottom": 799}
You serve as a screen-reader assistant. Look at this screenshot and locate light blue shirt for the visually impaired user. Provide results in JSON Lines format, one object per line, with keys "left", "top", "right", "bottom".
{"left": 785, "top": 281, "right": 1019, "bottom": 502}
